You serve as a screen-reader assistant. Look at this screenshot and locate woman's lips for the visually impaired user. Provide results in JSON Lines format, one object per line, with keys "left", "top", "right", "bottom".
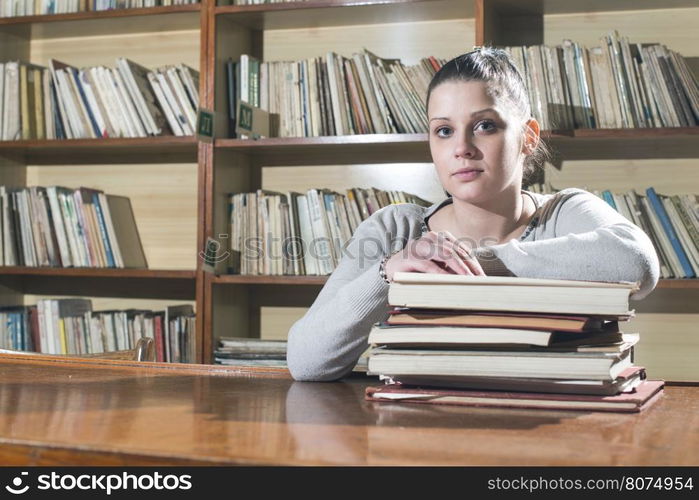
{"left": 451, "top": 169, "right": 483, "bottom": 181}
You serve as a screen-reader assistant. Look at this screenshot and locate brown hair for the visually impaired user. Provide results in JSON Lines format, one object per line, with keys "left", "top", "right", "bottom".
{"left": 426, "top": 47, "right": 549, "bottom": 185}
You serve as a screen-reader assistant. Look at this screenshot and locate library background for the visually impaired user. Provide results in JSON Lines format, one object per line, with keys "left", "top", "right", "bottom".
{"left": 0, "top": 0, "right": 697, "bottom": 380}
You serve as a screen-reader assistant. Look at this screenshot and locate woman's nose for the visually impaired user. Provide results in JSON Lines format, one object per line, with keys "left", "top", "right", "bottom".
{"left": 454, "top": 136, "right": 477, "bottom": 159}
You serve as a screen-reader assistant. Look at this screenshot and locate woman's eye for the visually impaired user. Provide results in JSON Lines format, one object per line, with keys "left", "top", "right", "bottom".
{"left": 475, "top": 120, "right": 497, "bottom": 133}
{"left": 434, "top": 127, "right": 452, "bottom": 138}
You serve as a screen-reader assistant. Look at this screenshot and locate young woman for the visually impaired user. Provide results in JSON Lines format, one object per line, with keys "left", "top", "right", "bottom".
{"left": 287, "top": 48, "right": 660, "bottom": 382}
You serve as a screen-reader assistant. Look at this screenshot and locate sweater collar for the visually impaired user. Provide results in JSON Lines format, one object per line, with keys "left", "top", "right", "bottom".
{"left": 422, "top": 190, "right": 543, "bottom": 230}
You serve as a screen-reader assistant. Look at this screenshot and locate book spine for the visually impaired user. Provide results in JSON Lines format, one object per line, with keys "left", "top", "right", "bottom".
{"left": 646, "top": 187, "right": 695, "bottom": 278}
{"left": 92, "top": 192, "right": 115, "bottom": 268}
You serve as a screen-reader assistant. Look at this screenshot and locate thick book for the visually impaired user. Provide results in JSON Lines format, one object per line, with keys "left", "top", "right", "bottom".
{"left": 388, "top": 272, "right": 638, "bottom": 316}
{"left": 385, "top": 308, "right": 624, "bottom": 332}
{"left": 369, "top": 322, "right": 625, "bottom": 349}
{"left": 104, "top": 194, "right": 147, "bottom": 269}
{"left": 383, "top": 366, "right": 648, "bottom": 397}
{"left": 365, "top": 379, "right": 665, "bottom": 413}
{"left": 367, "top": 344, "right": 634, "bottom": 381}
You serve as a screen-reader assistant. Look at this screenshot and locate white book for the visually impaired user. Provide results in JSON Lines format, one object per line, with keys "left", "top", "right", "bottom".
{"left": 388, "top": 272, "right": 639, "bottom": 316}
{"left": 1, "top": 187, "right": 17, "bottom": 266}
{"left": 165, "top": 66, "right": 196, "bottom": 131}
{"left": 37, "top": 300, "right": 49, "bottom": 354}
{"left": 46, "top": 186, "right": 72, "bottom": 267}
{"left": 0, "top": 63, "right": 4, "bottom": 140}
{"left": 177, "top": 64, "right": 199, "bottom": 109}
{"left": 155, "top": 69, "right": 192, "bottom": 135}
{"left": 92, "top": 66, "right": 128, "bottom": 138}
{"left": 2, "top": 62, "right": 20, "bottom": 141}
{"left": 17, "top": 190, "right": 37, "bottom": 267}
{"left": 148, "top": 71, "right": 184, "bottom": 136}
{"left": 112, "top": 67, "right": 147, "bottom": 137}
{"left": 305, "top": 189, "right": 334, "bottom": 274}
{"left": 78, "top": 69, "right": 108, "bottom": 138}
{"left": 117, "top": 58, "right": 165, "bottom": 135}
{"left": 54, "top": 67, "right": 85, "bottom": 138}
{"left": 102, "top": 68, "right": 137, "bottom": 137}
{"left": 42, "top": 70, "right": 55, "bottom": 139}
{"left": 325, "top": 53, "right": 345, "bottom": 136}
{"left": 58, "top": 188, "right": 85, "bottom": 267}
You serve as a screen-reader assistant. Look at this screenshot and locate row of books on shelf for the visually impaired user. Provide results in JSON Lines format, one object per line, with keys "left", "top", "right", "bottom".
{"left": 0, "top": 58, "right": 199, "bottom": 141}
{"left": 228, "top": 187, "right": 430, "bottom": 275}
{"left": 530, "top": 184, "right": 699, "bottom": 279}
{"left": 225, "top": 31, "right": 697, "bottom": 139}
{"left": 0, "top": 0, "right": 198, "bottom": 17}
{"left": 504, "top": 31, "right": 698, "bottom": 130}
{"left": 0, "top": 185, "right": 146, "bottom": 268}
{"left": 226, "top": 50, "right": 446, "bottom": 138}
{"left": 226, "top": 183, "right": 699, "bottom": 279}
{"left": 0, "top": 300, "right": 195, "bottom": 363}
{"left": 365, "top": 272, "right": 664, "bottom": 413}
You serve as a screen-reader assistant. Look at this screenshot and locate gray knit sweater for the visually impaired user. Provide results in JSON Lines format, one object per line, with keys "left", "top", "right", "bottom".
{"left": 287, "top": 187, "right": 660, "bottom": 382}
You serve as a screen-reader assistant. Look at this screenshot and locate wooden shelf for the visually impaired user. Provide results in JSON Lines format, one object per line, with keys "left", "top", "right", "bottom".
{"left": 211, "top": 275, "right": 327, "bottom": 286}
{"left": 0, "top": 267, "right": 197, "bottom": 300}
{"left": 487, "top": 0, "right": 698, "bottom": 16}
{"left": 656, "top": 279, "right": 699, "bottom": 290}
{"left": 215, "top": 133, "right": 431, "bottom": 165}
{"left": 551, "top": 127, "right": 699, "bottom": 161}
{"left": 0, "top": 4, "right": 201, "bottom": 26}
{"left": 0, "top": 137, "right": 199, "bottom": 165}
{"left": 215, "top": 0, "right": 470, "bottom": 29}
{"left": 214, "top": 128, "right": 699, "bottom": 165}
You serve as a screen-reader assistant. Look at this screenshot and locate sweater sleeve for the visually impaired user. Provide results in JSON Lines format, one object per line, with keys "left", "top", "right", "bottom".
{"left": 287, "top": 207, "right": 404, "bottom": 382}
{"left": 474, "top": 189, "right": 660, "bottom": 300}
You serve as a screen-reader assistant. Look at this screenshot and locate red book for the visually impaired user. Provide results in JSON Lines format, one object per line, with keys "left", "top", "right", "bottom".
{"left": 365, "top": 380, "right": 665, "bottom": 413}
{"left": 154, "top": 314, "right": 164, "bottom": 362}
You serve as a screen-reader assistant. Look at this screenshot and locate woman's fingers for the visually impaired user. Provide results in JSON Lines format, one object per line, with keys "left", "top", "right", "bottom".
{"left": 440, "top": 231, "right": 486, "bottom": 276}
{"left": 412, "top": 259, "right": 451, "bottom": 274}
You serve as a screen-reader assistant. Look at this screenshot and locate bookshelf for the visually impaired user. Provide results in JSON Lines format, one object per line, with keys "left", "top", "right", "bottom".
{"left": 1, "top": 1, "right": 697, "bottom": 377}
{"left": 0, "top": 4, "right": 205, "bottom": 359}
{"left": 204, "top": 0, "right": 699, "bottom": 382}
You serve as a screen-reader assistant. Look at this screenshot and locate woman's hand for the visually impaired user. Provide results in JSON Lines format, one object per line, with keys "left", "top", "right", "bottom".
{"left": 383, "top": 231, "right": 486, "bottom": 281}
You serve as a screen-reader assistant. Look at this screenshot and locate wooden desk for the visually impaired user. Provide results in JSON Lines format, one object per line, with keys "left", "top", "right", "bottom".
{"left": 0, "top": 354, "right": 697, "bottom": 466}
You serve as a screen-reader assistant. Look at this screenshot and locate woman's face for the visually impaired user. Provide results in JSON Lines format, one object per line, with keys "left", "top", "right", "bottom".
{"left": 427, "top": 80, "right": 526, "bottom": 205}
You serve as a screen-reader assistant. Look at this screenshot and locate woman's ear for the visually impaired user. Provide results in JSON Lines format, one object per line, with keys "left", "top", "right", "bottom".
{"left": 522, "top": 118, "right": 541, "bottom": 155}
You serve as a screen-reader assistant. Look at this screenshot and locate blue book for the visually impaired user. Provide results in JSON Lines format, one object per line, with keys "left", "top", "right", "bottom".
{"left": 601, "top": 190, "right": 617, "bottom": 210}
{"left": 91, "top": 192, "right": 116, "bottom": 268}
{"left": 69, "top": 67, "right": 102, "bottom": 138}
{"left": 646, "top": 187, "right": 695, "bottom": 278}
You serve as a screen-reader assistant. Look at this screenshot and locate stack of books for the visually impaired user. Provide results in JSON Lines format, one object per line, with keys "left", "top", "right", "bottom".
{"left": 365, "top": 272, "right": 665, "bottom": 413}
{"left": 214, "top": 337, "right": 287, "bottom": 367}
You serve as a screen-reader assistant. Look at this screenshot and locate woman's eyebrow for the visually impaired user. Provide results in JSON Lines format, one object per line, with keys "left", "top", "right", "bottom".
{"left": 428, "top": 116, "right": 450, "bottom": 122}
{"left": 471, "top": 107, "right": 497, "bottom": 116}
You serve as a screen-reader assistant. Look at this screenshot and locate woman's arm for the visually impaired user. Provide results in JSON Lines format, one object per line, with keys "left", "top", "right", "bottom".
{"left": 287, "top": 206, "right": 419, "bottom": 381}
{"left": 474, "top": 189, "right": 661, "bottom": 300}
